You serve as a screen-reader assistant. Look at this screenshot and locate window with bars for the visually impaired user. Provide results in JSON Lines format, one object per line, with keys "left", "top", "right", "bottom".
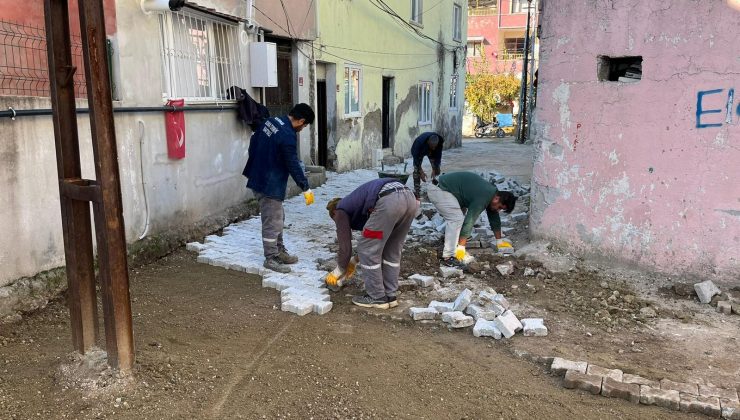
{"left": 159, "top": 8, "right": 245, "bottom": 101}
{"left": 418, "top": 81, "right": 432, "bottom": 125}
{"left": 344, "top": 65, "right": 361, "bottom": 117}
{"left": 449, "top": 73, "right": 458, "bottom": 109}
{"left": 467, "top": 41, "right": 483, "bottom": 57}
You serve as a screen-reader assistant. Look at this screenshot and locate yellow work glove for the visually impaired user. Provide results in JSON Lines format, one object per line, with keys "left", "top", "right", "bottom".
{"left": 455, "top": 245, "right": 467, "bottom": 261}
{"left": 496, "top": 238, "right": 513, "bottom": 249}
{"left": 325, "top": 267, "right": 345, "bottom": 287}
{"left": 345, "top": 256, "right": 359, "bottom": 279}
{"left": 303, "top": 189, "right": 314, "bottom": 206}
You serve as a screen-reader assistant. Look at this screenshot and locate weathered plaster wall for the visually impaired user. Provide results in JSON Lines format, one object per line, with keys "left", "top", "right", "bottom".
{"left": 531, "top": 0, "right": 740, "bottom": 285}
{"left": 315, "top": 0, "right": 466, "bottom": 171}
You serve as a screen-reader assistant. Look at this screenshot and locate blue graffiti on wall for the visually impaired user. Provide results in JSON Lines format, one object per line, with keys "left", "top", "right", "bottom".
{"left": 696, "top": 88, "right": 738, "bottom": 128}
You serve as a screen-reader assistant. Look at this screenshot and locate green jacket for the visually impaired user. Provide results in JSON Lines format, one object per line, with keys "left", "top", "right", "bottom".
{"left": 437, "top": 171, "right": 500, "bottom": 239}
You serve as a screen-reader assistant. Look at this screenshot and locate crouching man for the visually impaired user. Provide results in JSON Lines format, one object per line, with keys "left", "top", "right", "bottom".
{"left": 326, "top": 178, "right": 418, "bottom": 309}
{"left": 426, "top": 171, "right": 517, "bottom": 267}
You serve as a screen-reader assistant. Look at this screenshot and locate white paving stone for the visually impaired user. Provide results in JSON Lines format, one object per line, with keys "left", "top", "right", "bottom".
{"left": 428, "top": 300, "right": 455, "bottom": 313}
{"left": 441, "top": 311, "right": 475, "bottom": 328}
{"left": 493, "top": 310, "right": 523, "bottom": 338}
{"left": 439, "top": 266, "right": 464, "bottom": 278}
{"left": 409, "top": 274, "right": 435, "bottom": 287}
{"left": 521, "top": 318, "right": 548, "bottom": 336}
{"left": 409, "top": 307, "right": 438, "bottom": 321}
{"left": 452, "top": 288, "right": 473, "bottom": 311}
{"left": 694, "top": 280, "right": 721, "bottom": 304}
{"left": 472, "top": 318, "right": 502, "bottom": 339}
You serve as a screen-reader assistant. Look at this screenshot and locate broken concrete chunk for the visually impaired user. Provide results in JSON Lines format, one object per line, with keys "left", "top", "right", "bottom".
{"left": 439, "top": 266, "right": 464, "bottom": 279}
{"left": 601, "top": 377, "right": 640, "bottom": 404}
{"left": 586, "top": 365, "right": 623, "bottom": 381}
{"left": 521, "top": 318, "right": 548, "bottom": 337}
{"left": 478, "top": 290, "right": 498, "bottom": 303}
{"left": 563, "top": 370, "right": 603, "bottom": 395}
{"left": 408, "top": 307, "right": 438, "bottom": 321}
{"left": 472, "top": 318, "right": 502, "bottom": 339}
{"left": 694, "top": 280, "right": 721, "bottom": 304}
{"left": 441, "top": 311, "right": 475, "bottom": 328}
{"left": 452, "top": 288, "right": 473, "bottom": 311}
{"left": 428, "top": 300, "right": 454, "bottom": 313}
{"left": 640, "top": 386, "right": 680, "bottom": 410}
{"left": 493, "top": 310, "right": 522, "bottom": 338}
{"left": 523, "top": 267, "right": 536, "bottom": 276}
{"left": 717, "top": 300, "right": 733, "bottom": 314}
{"left": 551, "top": 357, "right": 588, "bottom": 375}
{"left": 496, "top": 261, "right": 515, "bottom": 276}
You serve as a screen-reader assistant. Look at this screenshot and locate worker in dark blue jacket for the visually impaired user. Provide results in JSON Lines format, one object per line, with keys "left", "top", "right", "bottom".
{"left": 243, "top": 103, "right": 315, "bottom": 273}
{"left": 410, "top": 132, "right": 444, "bottom": 198}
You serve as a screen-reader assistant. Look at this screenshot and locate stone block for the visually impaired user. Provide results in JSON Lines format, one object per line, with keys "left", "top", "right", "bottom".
{"left": 428, "top": 300, "right": 454, "bottom": 313}
{"left": 511, "top": 212, "right": 528, "bottom": 222}
{"left": 586, "top": 365, "right": 623, "bottom": 381}
{"left": 523, "top": 267, "right": 536, "bottom": 276}
{"left": 439, "top": 266, "right": 464, "bottom": 278}
{"left": 472, "top": 319, "right": 502, "bottom": 339}
{"left": 661, "top": 379, "right": 699, "bottom": 395}
{"left": 551, "top": 357, "right": 588, "bottom": 375}
{"left": 281, "top": 286, "right": 329, "bottom": 297}
{"left": 623, "top": 374, "right": 659, "bottom": 388}
{"left": 281, "top": 299, "right": 313, "bottom": 316}
{"left": 478, "top": 291, "right": 498, "bottom": 303}
{"left": 694, "top": 280, "right": 721, "bottom": 304}
{"left": 489, "top": 302, "right": 507, "bottom": 316}
{"left": 453, "top": 288, "right": 473, "bottom": 311}
{"left": 313, "top": 301, "right": 333, "bottom": 315}
{"left": 521, "top": 318, "right": 548, "bottom": 337}
{"left": 280, "top": 293, "right": 330, "bottom": 303}
{"left": 563, "top": 370, "right": 603, "bottom": 395}
{"left": 467, "top": 241, "right": 482, "bottom": 249}
{"left": 639, "top": 386, "right": 680, "bottom": 410}
{"left": 699, "top": 384, "right": 739, "bottom": 402}
{"left": 493, "top": 310, "right": 523, "bottom": 338}
{"left": 496, "top": 261, "right": 515, "bottom": 275}
{"left": 409, "top": 307, "right": 438, "bottom": 321}
{"left": 680, "top": 394, "right": 722, "bottom": 417}
{"left": 441, "top": 311, "right": 475, "bottom": 328}
{"left": 465, "top": 304, "right": 497, "bottom": 321}
{"left": 722, "top": 399, "right": 740, "bottom": 420}
{"left": 717, "top": 301, "right": 733, "bottom": 314}
{"left": 601, "top": 377, "right": 640, "bottom": 404}
{"left": 409, "top": 274, "right": 435, "bottom": 288}
{"left": 492, "top": 294, "right": 510, "bottom": 310}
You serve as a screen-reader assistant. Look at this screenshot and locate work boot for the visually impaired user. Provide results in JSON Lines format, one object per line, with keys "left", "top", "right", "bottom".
{"left": 276, "top": 249, "right": 298, "bottom": 265}
{"left": 440, "top": 257, "right": 465, "bottom": 268}
{"left": 387, "top": 296, "right": 399, "bottom": 308}
{"left": 351, "top": 294, "right": 390, "bottom": 309}
{"left": 263, "top": 256, "right": 291, "bottom": 274}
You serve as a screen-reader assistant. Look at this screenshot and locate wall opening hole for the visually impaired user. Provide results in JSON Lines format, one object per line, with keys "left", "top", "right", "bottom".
{"left": 598, "top": 56, "right": 642, "bottom": 83}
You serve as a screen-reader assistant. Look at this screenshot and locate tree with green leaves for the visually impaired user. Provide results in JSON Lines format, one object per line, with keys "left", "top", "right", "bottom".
{"left": 464, "top": 47, "right": 520, "bottom": 123}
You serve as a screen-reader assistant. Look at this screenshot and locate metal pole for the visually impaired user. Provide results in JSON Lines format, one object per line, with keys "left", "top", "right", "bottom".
{"left": 44, "top": 0, "right": 99, "bottom": 355}
{"left": 77, "top": 0, "right": 135, "bottom": 372}
{"left": 516, "top": 1, "right": 532, "bottom": 143}
{"left": 526, "top": 13, "right": 537, "bottom": 141}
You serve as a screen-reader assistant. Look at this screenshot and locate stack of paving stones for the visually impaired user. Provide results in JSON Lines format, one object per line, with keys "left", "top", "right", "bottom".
{"left": 553, "top": 357, "right": 740, "bottom": 418}
{"left": 690, "top": 280, "right": 740, "bottom": 316}
{"left": 407, "top": 287, "right": 548, "bottom": 340}
{"left": 188, "top": 169, "right": 379, "bottom": 316}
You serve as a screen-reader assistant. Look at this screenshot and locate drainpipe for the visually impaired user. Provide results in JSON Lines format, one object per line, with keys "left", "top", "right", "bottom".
{"left": 515, "top": 0, "right": 532, "bottom": 143}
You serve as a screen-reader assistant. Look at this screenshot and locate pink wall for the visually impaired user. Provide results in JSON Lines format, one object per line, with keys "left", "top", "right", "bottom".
{"left": 0, "top": 0, "right": 117, "bottom": 35}
{"left": 466, "top": 13, "right": 524, "bottom": 75}
{"left": 531, "top": 0, "right": 740, "bottom": 285}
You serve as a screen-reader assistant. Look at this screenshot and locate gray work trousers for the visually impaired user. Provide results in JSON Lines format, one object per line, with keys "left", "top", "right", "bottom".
{"left": 257, "top": 194, "right": 285, "bottom": 258}
{"left": 357, "top": 189, "right": 418, "bottom": 299}
{"left": 426, "top": 183, "right": 464, "bottom": 258}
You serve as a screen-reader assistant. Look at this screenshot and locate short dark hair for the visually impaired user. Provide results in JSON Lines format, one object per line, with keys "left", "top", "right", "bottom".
{"left": 289, "top": 103, "right": 315, "bottom": 125}
{"left": 496, "top": 191, "right": 518, "bottom": 213}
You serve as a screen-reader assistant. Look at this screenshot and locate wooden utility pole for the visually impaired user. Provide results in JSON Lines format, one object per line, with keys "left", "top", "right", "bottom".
{"left": 44, "top": 0, "right": 135, "bottom": 372}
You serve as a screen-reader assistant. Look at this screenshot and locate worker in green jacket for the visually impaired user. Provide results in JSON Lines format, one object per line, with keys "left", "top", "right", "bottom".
{"left": 426, "top": 171, "right": 517, "bottom": 266}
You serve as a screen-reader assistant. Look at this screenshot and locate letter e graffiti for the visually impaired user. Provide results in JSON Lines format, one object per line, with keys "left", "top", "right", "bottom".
{"left": 696, "top": 89, "right": 723, "bottom": 128}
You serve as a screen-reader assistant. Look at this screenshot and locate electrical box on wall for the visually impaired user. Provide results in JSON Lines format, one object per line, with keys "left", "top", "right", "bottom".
{"left": 250, "top": 42, "right": 278, "bottom": 87}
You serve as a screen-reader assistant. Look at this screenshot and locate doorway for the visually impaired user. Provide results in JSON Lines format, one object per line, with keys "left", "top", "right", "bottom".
{"left": 317, "top": 80, "right": 328, "bottom": 167}
{"left": 382, "top": 76, "right": 394, "bottom": 149}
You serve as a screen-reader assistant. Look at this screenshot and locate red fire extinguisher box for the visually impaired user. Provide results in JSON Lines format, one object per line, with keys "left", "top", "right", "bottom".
{"left": 165, "top": 99, "right": 186, "bottom": 159}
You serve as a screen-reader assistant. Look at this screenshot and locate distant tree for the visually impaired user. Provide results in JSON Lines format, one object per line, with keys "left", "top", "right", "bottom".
{"left": 465, "top": 48, "right": 520, "bottom": 122}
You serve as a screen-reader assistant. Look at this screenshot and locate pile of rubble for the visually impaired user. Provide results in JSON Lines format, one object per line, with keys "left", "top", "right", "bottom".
{"left": 677, "top": 280, "right": 740, "bottom": 316}
{"left": 406, "top": 277, "right": 547, "bottom": 340}
{"left": 552, "top": 357, "right": 739, "bottom": 419}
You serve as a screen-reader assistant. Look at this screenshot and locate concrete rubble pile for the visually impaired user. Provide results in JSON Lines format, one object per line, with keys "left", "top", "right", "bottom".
{"left": 407, "top": 286, "right": 548, "bottom": 340}
{"left": 675, "top": 280, "right": 740, "bottom": 316}
{"left": 553, "top": 357, "right": 740, "bottom": 419}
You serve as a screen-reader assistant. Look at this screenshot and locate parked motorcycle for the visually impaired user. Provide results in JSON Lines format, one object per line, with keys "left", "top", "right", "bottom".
{"left": 474, "top": 119, "right": 506, "bottom": 138}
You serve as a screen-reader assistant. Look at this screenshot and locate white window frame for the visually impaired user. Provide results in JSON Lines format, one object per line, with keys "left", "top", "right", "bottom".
{"left": 467, "top": 41, "right": 483, "bottom": 57}
{"left": 511, "top": 0, "right": 535, "bottom": 14}
{"left": 411, "top": 0, "right": 423, "bottom": 25}
{"left": 159, "top": 8, "right": 245, "bottom": 102}
{"left": 344, "top": 64, "right": 362, "bottom": 117}
{"left": 452, "top": 4, "right": 462, "bottom": 42}
{"left": 449, "top": 73, "right": 458, "bottom": 110}
{"left": 418, "top": 81, "right": 433, "bottom": 125}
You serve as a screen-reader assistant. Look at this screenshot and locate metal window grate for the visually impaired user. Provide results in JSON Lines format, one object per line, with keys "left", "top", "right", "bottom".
{"left": 160, "top": 9, "right": 245, "bottom": 101}
{"left": 0, "top": 19, "right": 87, "bottom": 98}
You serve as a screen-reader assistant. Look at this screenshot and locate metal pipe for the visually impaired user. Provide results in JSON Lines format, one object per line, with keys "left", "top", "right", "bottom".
{"left": 1, "top": 104, "right": 237, "bottom": 119}
{"left": 516, "top": 1, "right": 533, "bottom": 143}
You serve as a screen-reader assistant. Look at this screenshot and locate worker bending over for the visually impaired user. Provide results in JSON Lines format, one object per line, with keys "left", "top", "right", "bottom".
{"left": 410, "top": 132, "right": 444, "bottom": 198}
